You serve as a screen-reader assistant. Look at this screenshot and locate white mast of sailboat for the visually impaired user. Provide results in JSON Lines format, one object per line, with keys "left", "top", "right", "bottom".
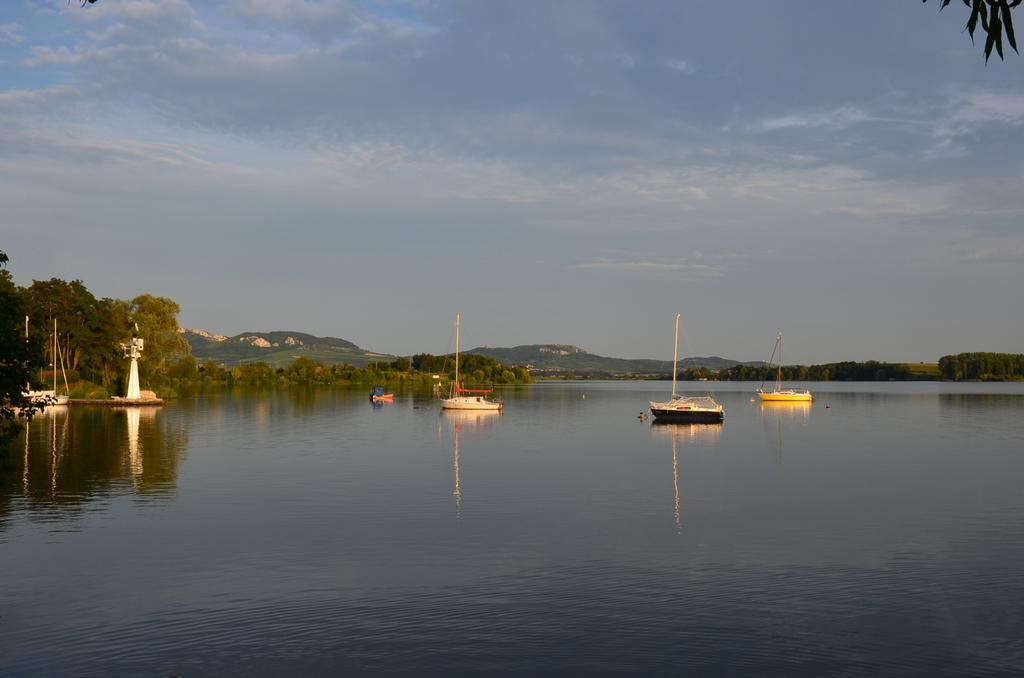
{"left": 776, "top": 332, "right": 783, "bottom": 392}
{"left": 453, "top": 312, "right": 460, "bottom": 397}
{"left": 672, "top": 313, "right": 680, "bottom": 399}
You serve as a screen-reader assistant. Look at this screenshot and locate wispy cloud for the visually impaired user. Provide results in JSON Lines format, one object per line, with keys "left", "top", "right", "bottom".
{"left": 962, "top": 239, "right": 1024, "bottom": 264}
{"left": 664, "top": 58, "right": 696, "bottom": 75}
{"left": 230, "top": 0, "right": 424, "bottom": 43}
{"left": 569, "top": 257, "right": 724, "bottom": 277}
{"left": 756, "top": 105, "right": 870, "bottom": 132}
{"left": 949, "top": 91, "right": 1024, "bottom": 125}
{"left": 0, "top": 85, "right": 80, "bottom": 110}
{"left": 68, "top": 0, "right": 200, "bottom": 27}
{"left": 0, "top": 23, "right": 23, "bottom": 44}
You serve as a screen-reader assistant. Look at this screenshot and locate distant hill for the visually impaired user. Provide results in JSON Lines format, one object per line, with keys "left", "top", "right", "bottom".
{"left": 466, "top": 344, "right": 743, "bottom": 376}
{"left": 181, "top": 330, "right": 749, "bottom": 375}
{"left": 180, "top": 329, "right": 393, "bottom": 368}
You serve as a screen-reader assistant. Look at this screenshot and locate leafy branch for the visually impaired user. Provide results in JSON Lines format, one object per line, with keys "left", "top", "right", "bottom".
{"left": 927, "top": 0, "right": 1022, "bottom": 61}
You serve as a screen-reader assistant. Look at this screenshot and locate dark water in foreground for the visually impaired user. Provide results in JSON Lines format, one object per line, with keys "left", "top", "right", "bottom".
{"left": 2, "top": 381, "right": 1023, "bottom": 676}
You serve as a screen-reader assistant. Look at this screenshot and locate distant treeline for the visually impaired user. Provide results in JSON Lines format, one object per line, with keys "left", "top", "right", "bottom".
{"left": 689, "top": 361, "right": 928, "bottom": 382}
{"left": 937, "top": 353, "right": 1024, "bottom": 381}
{"left": 161, "top": 353, "right": 531, "bottom": 391}
{"left": 677, "top": 354, "right": 1023, "bottom": 382}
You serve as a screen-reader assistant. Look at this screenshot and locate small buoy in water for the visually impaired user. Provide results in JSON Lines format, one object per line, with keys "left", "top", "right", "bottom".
{"left": 749, "top": 398, "right": 756, "bottom": 402}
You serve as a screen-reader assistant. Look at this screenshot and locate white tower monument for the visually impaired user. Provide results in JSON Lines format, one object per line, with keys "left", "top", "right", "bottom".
{"left": 122, "top": 335, "right": 144, "bottom": 400}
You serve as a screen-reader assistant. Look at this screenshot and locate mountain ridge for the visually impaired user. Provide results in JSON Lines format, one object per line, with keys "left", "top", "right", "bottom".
{"left": 465, "top": 344, "right": 743, "bottom": 375}
{"left": 181, "top": 330, "right": 751, "bottom": 374}
{"left": 180, "top": 328, "right": 392, "bottom": 368}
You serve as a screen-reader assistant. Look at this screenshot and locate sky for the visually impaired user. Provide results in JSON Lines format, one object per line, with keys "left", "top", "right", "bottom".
{"left": 2, "top": 0, "right": 1023, "bottom": 363}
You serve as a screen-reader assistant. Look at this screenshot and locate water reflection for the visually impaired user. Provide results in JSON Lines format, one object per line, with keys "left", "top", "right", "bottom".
{"left": 650, "top": 422, "right": 722, "bottom": 529}
{"left": 0, "top": 406, "right": 187, "bottom": 526}
{"left": 442, "top": 410, "right": 500, "bottom": 515}
{"left": 759, "top": 401, "right": 811, "bottom": 462}
{"left": 759, "top": 401, "right": 812, "bottom": 418}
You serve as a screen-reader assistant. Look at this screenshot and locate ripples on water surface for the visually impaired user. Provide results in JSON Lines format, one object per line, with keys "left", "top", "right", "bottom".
{"left": 2, "top": 382, "right": 1023, "bottom": 676}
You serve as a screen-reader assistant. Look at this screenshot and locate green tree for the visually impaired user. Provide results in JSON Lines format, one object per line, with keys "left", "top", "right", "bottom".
{"left": 0, "top": 251, "right": 46, "bottom": 446}
{"left": 129, "top": 294, "right": 190, "bottom": 381}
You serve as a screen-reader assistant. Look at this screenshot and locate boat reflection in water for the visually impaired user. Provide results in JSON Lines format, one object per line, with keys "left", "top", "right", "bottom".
{"left": 650, "top": 421, "right": 722, "bottom": 530}
{"left": 759, "top": 401, "right": 812, "bottom": 418}
{"left": 759, "top": 400, "right": 811, "bottom": 462}
{"left": 441, "top": 409, "right": 500, "bottom": 514}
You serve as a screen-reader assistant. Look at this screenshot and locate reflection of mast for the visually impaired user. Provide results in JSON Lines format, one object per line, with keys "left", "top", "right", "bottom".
{"left": 443, "top": 409, "right": 500, "bottom": 515}
{"left": 651, "top": 422, "right": 722, "bottom": 529}
{"left": 452, "top": 417, "right": 462, "bottom": 514}
{"left": 50, "top": 411, "right": 57, "bottom": 498}
{"left": 671, "top": 432, "right": 681, "bottom": 530}
{"left": 759, "top": 402, "right": 810, "bottom": 463}
{"left": 23, "top": 422, "right": 30, "bottom": 496}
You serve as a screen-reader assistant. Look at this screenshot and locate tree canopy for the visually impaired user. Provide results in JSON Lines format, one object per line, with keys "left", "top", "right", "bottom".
{"left": 0, "top": 252, "right": 45, "bottom": 445}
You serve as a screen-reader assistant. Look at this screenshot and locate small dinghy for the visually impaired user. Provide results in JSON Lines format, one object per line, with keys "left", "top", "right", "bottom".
{"left": 370, "top": 386, "right": 394, "bottom": 403}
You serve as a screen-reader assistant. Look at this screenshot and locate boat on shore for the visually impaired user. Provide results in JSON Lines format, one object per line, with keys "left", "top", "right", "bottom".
{"left": 440, "top": 313, "right": 502, "bottom": 411}
{"left": 649, "top": 314, "right": 724, "bottom": 423}
{"left": 22, "top": 317, "right": 69, "bottom": 407}
{"left": 758, "top": 332, "right": 813, "bottom": 402}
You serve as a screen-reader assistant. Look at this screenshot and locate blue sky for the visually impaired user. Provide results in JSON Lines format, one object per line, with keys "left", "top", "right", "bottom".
{"left": 2, "top": 0, "right": 1023, "bottom": 362}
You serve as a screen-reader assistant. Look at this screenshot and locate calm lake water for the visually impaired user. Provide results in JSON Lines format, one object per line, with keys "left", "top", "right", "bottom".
{"left": 2, "top": 381, "right": 1024, "bottom": 676}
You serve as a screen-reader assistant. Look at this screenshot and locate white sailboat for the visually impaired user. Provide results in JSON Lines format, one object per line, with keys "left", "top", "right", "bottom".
{"left": 757, "top": 332, "right": 812, "bottom": 402}
{"left": 23, "top": 317, "right": 70, "bottom": 407}
{"left": 440, "top": 313, "right": 502, "bottom": 411}
{"left": 649, "top": 314, "right": 724, "bottom": 423}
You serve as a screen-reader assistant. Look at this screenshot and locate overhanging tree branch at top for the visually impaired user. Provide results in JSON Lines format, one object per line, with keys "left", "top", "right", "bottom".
{"left": 927, "top": 0, "right": 1022, "bottom": 61}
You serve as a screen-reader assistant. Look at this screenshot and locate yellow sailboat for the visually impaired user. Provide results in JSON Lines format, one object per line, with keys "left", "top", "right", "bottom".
{"left": 757, "top": 332, "right": 813, "bottom": 403}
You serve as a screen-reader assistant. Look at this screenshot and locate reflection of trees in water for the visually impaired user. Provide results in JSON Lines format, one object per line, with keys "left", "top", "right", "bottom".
{"left": 0, "top": 406, "right": 187, "bottom": 525}
{"left": 938, "top": 393, "right": 1024, "bottom": 410}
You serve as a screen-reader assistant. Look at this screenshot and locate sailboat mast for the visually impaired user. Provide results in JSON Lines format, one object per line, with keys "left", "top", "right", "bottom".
{"left": 672, "top": 313, "right": 680, "bottom": 398}
{"left": 454, "top": 312, "right": 460, "bottom": 389}
{"left": 53, "top": 317, "right": 57, "bottom": 390}
{"left": 55, "top": 319, "right": 69, "bottom": 394}
{"left": 24, "top": 316, "right": 30, "bottom": 391}
{"left": 776, "top": 332, "right": 783, "bottom": 391}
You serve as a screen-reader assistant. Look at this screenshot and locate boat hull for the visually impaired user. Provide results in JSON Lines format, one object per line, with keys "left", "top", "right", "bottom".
{"left": 758, "top": 391, "right": 813, "bottom": 402}
{"left": 441, "top": 397, "right": 502, "bottom": 411}
{"left": 650, "top": 407, "right": 724, "bottom": 423}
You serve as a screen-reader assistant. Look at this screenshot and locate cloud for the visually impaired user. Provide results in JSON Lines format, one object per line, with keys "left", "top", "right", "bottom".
{"left": 962, "top": 239, "right": 1024, "bottom": 264}
{"left": 0, "top": 85, "right": 80, "bottom": 109}
{"left": 756, "top": 105, "right": 871, "bottom": 132}
{"left": 69, "top": 0, "right": 199, "bottom": 27}
{"left": 949, "top": 91, "right": 1024, "bottom": 125}
{"left": 229, "top": 0, "right": 424, "bottom": 43}
{"left": 0, "top": 23, "right": 23, "bottom": 44}
{"left": 25, "top": 45, "right": 97, "bottom": 66}
{"left": 664, "top": 58, "right": 696, "bottom": 75}
{"left": 569, "top": 257, "right": 724, "bottom": 277}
